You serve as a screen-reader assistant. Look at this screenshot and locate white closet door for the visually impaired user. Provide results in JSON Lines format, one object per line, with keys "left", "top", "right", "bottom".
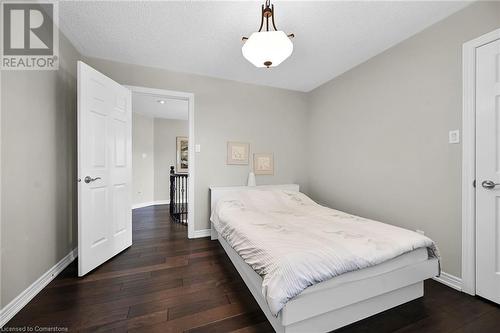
{"left": 476, "top": 38, "right": 500, "bottom": 303}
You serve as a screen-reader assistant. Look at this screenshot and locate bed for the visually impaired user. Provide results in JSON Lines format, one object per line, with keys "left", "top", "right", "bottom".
{"left": 210, "top": 184, "right": 439, "bottom": 333}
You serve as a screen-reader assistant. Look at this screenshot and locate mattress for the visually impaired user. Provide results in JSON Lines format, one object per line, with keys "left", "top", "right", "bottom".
{"left": 218, "top": 230, "right": 427, "bottom": 297}
{"left": 299, "top": 247, "right": 428, "bottom": 296}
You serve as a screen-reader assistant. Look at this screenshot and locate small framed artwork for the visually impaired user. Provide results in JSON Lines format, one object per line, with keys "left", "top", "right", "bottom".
{"left": 176, "top": 136, "right": 189, "bottom": 173}
{"left": 254, "top": 153, "right": 274, "bottom": 175}
{"left": 227, "top": 142, "right": 250, "bottom": 165}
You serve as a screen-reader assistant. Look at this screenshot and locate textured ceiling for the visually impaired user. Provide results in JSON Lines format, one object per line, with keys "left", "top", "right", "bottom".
{"left": 132, "top": 92, "right": 188, "bottom": 120}
{"left": 59, "top": 1, "right": 472, "bottom": 92}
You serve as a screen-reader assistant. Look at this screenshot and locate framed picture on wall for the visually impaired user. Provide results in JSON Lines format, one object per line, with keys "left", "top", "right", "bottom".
{"left": 176, "top": 136, "right": 189, "bottom": 173}
{"left": 227, "top": 142, "right": 250, "bottom": 165}
{"left": 254, "top": 153, "right": 274, "bottom": 175}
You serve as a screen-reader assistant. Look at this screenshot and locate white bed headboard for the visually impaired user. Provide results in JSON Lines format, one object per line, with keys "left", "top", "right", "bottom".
{"left": 209, "top": 184, "right": 300, "bottom": 211}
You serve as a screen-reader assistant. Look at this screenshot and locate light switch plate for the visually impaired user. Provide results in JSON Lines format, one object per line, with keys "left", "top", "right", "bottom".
{"left": 449, "top": 130, "right": 460, "bottom": 144}
{"left": 195, "top": 144, "right": 201, "bottom": 153}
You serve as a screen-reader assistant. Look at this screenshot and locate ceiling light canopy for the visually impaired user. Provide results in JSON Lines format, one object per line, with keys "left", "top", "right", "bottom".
{"left": 242, "top": 0, "right": 294, "bottom": 68}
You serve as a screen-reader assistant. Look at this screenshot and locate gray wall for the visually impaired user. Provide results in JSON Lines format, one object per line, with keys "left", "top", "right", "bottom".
{"left": 132, "top": 113, "right": 154, "bottom": 206}
{"left": 154, "top": 118, "right": 188, "bottom": 202}
{"left": 1, "top": 33, "right": 80, "bottom": 306}
{"left": 84, "top": 56, "right": 309, "bottom": 232}
{"left": 131, "top": 115, "right": 188, "bottom": 205}
{"left": 307, "top": 1, "right": 500, "bottom": 277}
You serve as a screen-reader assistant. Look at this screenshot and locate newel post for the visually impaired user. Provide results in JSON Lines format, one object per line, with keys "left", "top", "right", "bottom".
{"left": 170, "top": 166, "right": 175, "bottom": 215}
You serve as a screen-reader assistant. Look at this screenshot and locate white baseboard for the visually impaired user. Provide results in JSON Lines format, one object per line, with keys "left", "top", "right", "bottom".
{"left": 433, "top": 271, "right": 462, "bottom": 291}
{"left": 132, "top": 200, "right": 170, "bottom": 209}
{"left": 0, "top": 248, "right": 78, "bottom": 327}
{"left": 193, "top": 229, "right": 211, "bottom": 238}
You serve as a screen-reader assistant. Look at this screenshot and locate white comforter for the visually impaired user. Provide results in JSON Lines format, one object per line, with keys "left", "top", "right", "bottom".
{"left": 210, "top": 189, "right": 439, "bottom": 316}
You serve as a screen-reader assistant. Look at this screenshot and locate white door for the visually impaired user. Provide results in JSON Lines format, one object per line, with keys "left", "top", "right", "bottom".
{"left": 77, "top": 61, "right": 132, "bottom": 276}
{"left": 476, "top": 38, "right": 500, "bottom": 303}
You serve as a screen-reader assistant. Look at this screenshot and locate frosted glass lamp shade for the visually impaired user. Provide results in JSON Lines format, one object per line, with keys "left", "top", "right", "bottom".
{"left": 242, "top": 31, "right": 293, "bottom": 68}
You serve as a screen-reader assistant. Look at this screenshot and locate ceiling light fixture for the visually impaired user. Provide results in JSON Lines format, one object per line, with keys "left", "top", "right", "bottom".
{"left": 157, "top": 100, "right": 166, "bottom": 104}
{"left": 241, "top": 0, "right": 294, "bottom": 68}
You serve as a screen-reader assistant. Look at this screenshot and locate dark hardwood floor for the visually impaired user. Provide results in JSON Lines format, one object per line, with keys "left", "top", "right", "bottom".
{"left": 5, "top": 205, "right": 500, "bottom": 332}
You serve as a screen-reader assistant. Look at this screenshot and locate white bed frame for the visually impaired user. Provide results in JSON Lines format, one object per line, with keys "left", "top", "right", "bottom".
{"left": 210, "top": 184, "right": 439, "bottom": 333}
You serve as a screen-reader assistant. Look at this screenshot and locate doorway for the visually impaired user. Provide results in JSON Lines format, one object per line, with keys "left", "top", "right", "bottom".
{"left": 127, "top": 85, "right": 195, "bottom": 239}
{"left": 77, "top": 62, "right": 195, "bottom": 277}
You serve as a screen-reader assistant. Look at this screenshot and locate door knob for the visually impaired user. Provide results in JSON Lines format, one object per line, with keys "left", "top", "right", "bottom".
{"left": 482, "top": 180, "right": 500, "bottom": 189}
{"left": 84, "top": 176, "right": 101, "bottom": 184}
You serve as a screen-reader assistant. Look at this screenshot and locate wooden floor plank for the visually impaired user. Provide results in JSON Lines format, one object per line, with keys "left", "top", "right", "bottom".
{"left": 5, "top": 204, "right": 500, "bottom": 332}
{"left": 185, "top": 310, "right": 268, "bottom": 333}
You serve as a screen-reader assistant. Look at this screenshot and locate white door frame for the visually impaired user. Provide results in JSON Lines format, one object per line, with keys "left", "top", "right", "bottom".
{"left": 462, "top": 28, "right": 500, "bottom": 295}
{"left": 125, "top": 85, "right": 195, "bottom": 239}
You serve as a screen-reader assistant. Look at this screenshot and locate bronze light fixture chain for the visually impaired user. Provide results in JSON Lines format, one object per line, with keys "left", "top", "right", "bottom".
{"left": 242, "top": 0, "right": 294, "bottom": 41}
